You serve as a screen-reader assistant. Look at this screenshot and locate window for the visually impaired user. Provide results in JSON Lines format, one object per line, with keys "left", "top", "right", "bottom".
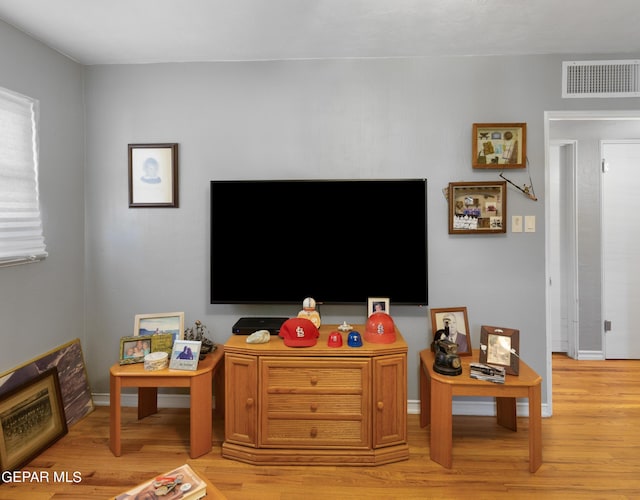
{"left": 0, "top": 86, "right": 47, "bottom": 267}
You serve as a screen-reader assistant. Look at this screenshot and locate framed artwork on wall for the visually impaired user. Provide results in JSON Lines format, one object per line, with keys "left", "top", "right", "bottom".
{"left": 128, "top": 143, "right": 179, "bottom": 207}
{"left": 448, "top": 181, "right": 507, "bottom": 234}
{"left": 472, "top": 123, "right": 526, "bottom": 169}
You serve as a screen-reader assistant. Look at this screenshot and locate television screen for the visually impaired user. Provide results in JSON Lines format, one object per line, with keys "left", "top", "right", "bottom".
{"left": 210, "top": 179, "right": 428, "bottom": 305}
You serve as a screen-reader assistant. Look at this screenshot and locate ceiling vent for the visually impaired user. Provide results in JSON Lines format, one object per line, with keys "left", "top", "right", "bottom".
{"left": 562, "top": 60, "right": 640, "bottom": 98}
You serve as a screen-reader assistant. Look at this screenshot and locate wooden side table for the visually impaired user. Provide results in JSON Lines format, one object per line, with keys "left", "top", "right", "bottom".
{"left": 419, "top": 349, "right": 542, "bottom": 472}
{"left": 109, "top": 346, "right": 224, "bottom": 459}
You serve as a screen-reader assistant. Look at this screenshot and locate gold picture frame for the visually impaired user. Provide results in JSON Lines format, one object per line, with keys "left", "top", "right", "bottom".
{"left": 472, "top": 123, "right": 526, "bottom": 169}
{"left": 449, "top": 181, "right": 507, "bottom": 234}
{"left": 0, "top": 367, "right": 67, "bottom": 472}
{"left": 430, "top": 307, "right": 472, "bottom": 356}
{"left": 128, "top": 143, "right": 179, "bottom": 207}
{"left": 479, "top": 325, "right": 520, "bottom": 375}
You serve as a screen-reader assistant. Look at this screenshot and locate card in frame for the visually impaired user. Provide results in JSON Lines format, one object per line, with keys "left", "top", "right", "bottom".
{"left": 472, "top": 123, "right": 526, "bottom": 169}
{"left": 128, "top": 143, "right": 179, "bottom": 208}
{"left": 367, "top": 297, "right": 390, "bottom": 317}
{"left": 134, "top": 312, "right": 184, "bottom": 344}
{"left": 169, "top": 340, "right": 202, "bottom": 371}
{"left": 430, "top": 307, "right": 472, "bottom": 356}
{"left": 479, "top": 325, "right": 520, "bottom": 375}
{"left": 449, "top": 181, "right": 507, "bottom": 234}
{"left": 0, "top": 367, "right": 67, "bottom": 474}
{"left": 119, "top": 335, "right": 152, "bottom": 365}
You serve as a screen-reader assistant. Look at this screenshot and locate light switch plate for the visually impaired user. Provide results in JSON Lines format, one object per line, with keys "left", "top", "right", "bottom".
{"left": 525, "top": 215, "right": 536, "bottom": 233}
{"left": 512, "top": 216, "right": 523, "bottom": 232}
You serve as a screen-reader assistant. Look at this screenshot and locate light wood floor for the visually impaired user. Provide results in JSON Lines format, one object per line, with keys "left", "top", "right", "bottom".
{"left": 2, "top": 353, "right": 639, "bottom": 499}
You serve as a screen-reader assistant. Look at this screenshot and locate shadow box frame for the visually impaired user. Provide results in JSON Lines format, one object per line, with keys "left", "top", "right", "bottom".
{"left": 448, "top": 180, "right": 507, "bottom": 234}
{"left": 430, "top": 306, "right": 472, "bottom": 357}
{"left": 128, "top": 143, "right": 179, "bottom": 208}
{"left": 472, "top": 123, "right": 527, "bottom": 169}
{"left": 479, "top": 325, "right": 520, "bottom": 375}
{"left": 0, "top": 367, "right": 68, "bottom": 473}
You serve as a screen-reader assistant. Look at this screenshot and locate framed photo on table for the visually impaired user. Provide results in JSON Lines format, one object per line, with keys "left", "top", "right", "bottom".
{"left": 448, "top": 181, "right": 506, "bottom": 234}
{"left": 170, "top": 340, "right": 202, "bottom": 371}
{"left": 0, "top": 367, "right": 67, "bottom": 473}
{"left": 430, "top": 307, "right": 472, "bottom": 356}
{"left": 134, "top": 312, "right": 185, "bottom": 344}
{"left": 479, "top": 325, "right": 520, "bottom": 375}
{"left": 128, "top": 143, "right": 179, "bottom": 207}
{"left": 472, "top": 123, "right": 526, "bottom": 169}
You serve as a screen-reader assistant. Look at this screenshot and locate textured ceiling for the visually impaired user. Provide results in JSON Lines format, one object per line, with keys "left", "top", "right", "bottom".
{"left": 0, "top": 0, "right": 639, "bottom": 65}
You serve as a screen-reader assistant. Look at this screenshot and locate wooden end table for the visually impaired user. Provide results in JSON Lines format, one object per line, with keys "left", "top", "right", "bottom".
{"left": 109, "top": 346, "right": 224, "bottom": 459}
{"left": 419, "top": 348, "right": 542, "bottom": 472}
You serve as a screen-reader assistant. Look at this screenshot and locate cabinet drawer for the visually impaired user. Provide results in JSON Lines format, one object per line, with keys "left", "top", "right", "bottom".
{"left": 262, "top": 419, "right": 369, "bottom": 447}
{"left": 262, "top": 358, "right": 369, "bottom": 392}
{"left": 267, "top": 393, "right": 363, "bottom": 415}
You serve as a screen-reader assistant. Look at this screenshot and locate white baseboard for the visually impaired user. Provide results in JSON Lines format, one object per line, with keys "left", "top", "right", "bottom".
{"left": 95, "top": 394, "right": 550, "bottom": 418}
{"left": 577, "top": 350, "right": 605, "bottom": 360}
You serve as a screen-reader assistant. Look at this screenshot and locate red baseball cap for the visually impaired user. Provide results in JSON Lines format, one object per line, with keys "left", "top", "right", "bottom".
{"left": 280, "top": 318, "right": 319, "bottom": 347}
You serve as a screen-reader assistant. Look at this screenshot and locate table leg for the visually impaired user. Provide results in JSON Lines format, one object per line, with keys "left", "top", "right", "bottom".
{"left": 109, "top": 373, "right": 122, "bottom": 456}
{"left": 528, "top": 384, "right": 542, "bottom": 472}
{"left": 138, "top": 387, "right": 158, "bottom": 419}
{"left": 188, "top": 369, "right": 213, "bottom": 458}
{"left": 419, "top": 357, "right": 431, "bottom": 428}
{"left": 429, "top": 378, "right": 453, "bottom": 468}
{"left": 496, "top": 397, "right": 517, "bottom": 431}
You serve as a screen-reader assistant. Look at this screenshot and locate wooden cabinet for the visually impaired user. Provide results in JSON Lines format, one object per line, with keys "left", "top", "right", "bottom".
{"left": 223, "top": 325, "right": 408, "bottom": 466}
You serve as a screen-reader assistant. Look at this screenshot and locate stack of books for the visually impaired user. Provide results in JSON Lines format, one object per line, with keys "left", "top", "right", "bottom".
{"left": 470, "top": 363, "right": 505, "bottom": 384}
{"left": 114, "top": 463, "right": 207, "bottom": 500}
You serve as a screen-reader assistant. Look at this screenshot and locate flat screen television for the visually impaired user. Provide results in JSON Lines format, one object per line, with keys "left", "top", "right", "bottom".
{"left": 210, "top": 179, "right": 428, "bottom": 305}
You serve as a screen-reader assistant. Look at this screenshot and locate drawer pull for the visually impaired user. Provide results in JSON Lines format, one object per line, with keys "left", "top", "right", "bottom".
{"left": 310, "top": 402, "right": 318, "bottom": 412}
{"left": 310, "top": 376, "right": 318, "bottom": 385}
{"left": 377, "top": 401, "right": 384, "bottom": 410}
{"left": 246, "top": 398, "right": 254, "bottom": 407}
{"left": 310, "top": 427, "right": 318, "bottom": 438}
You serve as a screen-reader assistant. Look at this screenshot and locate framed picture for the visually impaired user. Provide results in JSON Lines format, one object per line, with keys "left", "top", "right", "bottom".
{"left": 448, "top": 181, "right": 507, "bottom": 234}
{"left": 119, "top": 335, "right": 152, "bottom": 365}
{"left": 0, "top": 339, "right": 93, "bottom": 428}
{"left": 169, "top": 340, "right": 202, "bottom": 371}
{"left": 128, "top": 143, "right": 179, "bottom": 207}
{"left": 430, "top": 307, "right": 472, "bottom": 356}
{"left": 479, "top": 325, "right": 520, "bottom": 375}
{"left": 134, "top": 312, "right": 184, "bottom": 344}
{"left": 368, "top": 297, "right": 390, "bottom": 316}
{"left": 472, "top": 123, "right": 526, "bottom": 169}
{"left": 0, "top": 367, "right": 67, "bottom": 473}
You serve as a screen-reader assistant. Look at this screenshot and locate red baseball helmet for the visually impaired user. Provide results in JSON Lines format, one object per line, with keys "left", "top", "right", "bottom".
{"left": 364, "top": 312, "right": 396, "bottom": 344}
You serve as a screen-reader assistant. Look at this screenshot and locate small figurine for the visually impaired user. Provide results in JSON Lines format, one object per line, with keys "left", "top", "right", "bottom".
{"left": 338, "top": 321, "right": 352, "bottom": 332}
{"left": 184, "top": 320, "right": 216, "bottom": 360}
{"left": 297, "top": 297, "right": 321, "bottom": 328}
{"left": 246, "top": 329, "right": 270, "bottom": 344}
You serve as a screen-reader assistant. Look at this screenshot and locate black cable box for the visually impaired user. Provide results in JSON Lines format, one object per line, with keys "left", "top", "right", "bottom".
{"left": 232, "top": 317, "right": 289, "bottom": 335}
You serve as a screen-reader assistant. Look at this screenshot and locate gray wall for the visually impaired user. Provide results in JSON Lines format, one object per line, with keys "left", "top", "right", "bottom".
{"left": 2, "top": 15, "right": 639, "bottom": 407}
{"left": 0, "top": 21, "right": 85, "bottom": 373}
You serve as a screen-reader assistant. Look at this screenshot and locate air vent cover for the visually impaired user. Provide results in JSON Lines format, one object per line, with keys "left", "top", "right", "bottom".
{"left": 562, "top": 60, "right": 640, "bottom": 98}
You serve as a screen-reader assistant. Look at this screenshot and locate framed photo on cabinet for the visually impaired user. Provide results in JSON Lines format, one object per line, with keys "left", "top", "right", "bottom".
{"left": 448, "top": 181, "right": 506, "bottom": 234}
{"left": 472, "top": 123, "right": 526, "bottom": 169}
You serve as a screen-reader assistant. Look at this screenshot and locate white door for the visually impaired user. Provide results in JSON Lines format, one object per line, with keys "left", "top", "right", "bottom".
{"left": 602, "top": 140, "right": 640, "bottom": 359}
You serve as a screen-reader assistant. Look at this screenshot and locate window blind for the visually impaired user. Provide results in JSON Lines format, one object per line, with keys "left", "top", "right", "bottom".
{"left": 0, "top": 87, "right": 47, "bottom": 267}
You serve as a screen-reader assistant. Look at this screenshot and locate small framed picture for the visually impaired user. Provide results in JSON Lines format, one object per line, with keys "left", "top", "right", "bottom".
{"left": 430, "top": 307, "right": 472, "bottom": 356}
{"left": 479, "top": 325, "right": 520, "bottom": 375}
{"left": 368, "top": 297, "right": 390, "bottom": 317}
{"left": 128, "top": 143, "right": 179, "bottom": 207}
{"left": 449, "top": 181, "right": 507, "bottom": 234}
{"left": 0, "top": 367, "right": 68, "bottom": 473}
{"left": 472, "top": 123, "right": 526, "bottom": 169}
{"left": 169, "top": 340, "right": 202, "bottom": 371}
{"left": 119, "top": 335, "right": 152, "bottom": 365}
{"left": 134, "top": 312, "right": 185, "bottom": 344}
